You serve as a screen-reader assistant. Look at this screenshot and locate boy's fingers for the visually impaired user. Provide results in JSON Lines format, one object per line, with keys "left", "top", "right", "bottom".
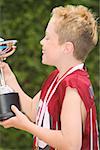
{"left": 11, "top": 105, "right": 21, "bottom": 116}
{"left": 0, "top": 119, "right": 12, "bottom": 127}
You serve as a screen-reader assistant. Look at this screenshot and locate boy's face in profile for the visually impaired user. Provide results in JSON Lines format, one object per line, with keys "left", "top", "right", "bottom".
{"left": 40, "top": 17, "right": 63, "bottom": 67}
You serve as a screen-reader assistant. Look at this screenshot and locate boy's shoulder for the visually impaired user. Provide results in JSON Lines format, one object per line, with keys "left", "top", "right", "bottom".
{"left": 62, "top": 69, "right": 90, "bottom": 87}
{"left": 59, "top": 70, "right": 94, "bottom": 111}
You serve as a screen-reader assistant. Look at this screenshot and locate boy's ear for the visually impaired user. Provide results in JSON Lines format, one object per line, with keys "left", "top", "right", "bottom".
{"left": 63, "top": 42, "right": 74, "bottom": 54}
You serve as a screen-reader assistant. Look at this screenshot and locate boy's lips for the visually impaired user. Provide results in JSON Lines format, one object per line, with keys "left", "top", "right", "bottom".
{"left": 42, "top": 50, "right": 45, "bottom": 54}
{"left": 42, "top": 51, "right": 44, "bottom": 53}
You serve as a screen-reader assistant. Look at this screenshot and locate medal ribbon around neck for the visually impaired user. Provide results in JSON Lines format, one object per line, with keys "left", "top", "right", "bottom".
{"left": 36, "top": 63, "right": 84, "bottom": 127}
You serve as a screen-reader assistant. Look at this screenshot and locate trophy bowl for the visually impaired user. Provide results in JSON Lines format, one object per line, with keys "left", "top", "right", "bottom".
{"left": 0, "top": 39, "right": 21, "bottom": 121}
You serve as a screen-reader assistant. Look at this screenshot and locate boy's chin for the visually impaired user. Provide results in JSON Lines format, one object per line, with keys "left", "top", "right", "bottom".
{"left": 42, "top": 58, "right": 46, "bottom": 64}
{"left": 42, "top": 61, "right": 54, "bottom": 67}
{"left": 42, "top": 60, "right": 50, "bottom": 66}
{"left": 42, "top": 61, "right": 47, "bottom": 65}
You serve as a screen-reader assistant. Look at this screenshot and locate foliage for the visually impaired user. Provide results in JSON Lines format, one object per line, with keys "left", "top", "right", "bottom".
{"left": 0, "top": 0, "right": 99, "bottom": 149}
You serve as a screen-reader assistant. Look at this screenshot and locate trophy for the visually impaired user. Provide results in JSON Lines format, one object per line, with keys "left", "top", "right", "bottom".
{"left": 0, "top": 38, "right": 21, "bottom": 121}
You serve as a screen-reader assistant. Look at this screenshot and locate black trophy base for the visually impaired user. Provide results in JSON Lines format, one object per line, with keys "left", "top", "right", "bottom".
{"left": 0, "top": 92, "right": 21, "bottom": 121}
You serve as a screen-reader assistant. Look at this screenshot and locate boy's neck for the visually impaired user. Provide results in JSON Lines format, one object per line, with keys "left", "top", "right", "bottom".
{"left": 57, "top": 60, "right": 83, "bottom": 80}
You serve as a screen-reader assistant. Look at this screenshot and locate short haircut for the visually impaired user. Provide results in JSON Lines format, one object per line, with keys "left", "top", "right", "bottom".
{"left": 52, "top": 5, "right": 98, "bottom": 61}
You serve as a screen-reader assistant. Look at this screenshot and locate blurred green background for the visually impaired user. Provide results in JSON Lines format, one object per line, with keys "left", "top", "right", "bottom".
{"left": 0, "top": 0, "right": 99, "bottom": 149}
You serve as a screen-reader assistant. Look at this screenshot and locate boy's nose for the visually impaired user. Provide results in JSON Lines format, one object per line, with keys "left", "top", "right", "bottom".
{"left": 40, "top": 38, "right": 44, "bottom": 45}
{"left": 40, "top": 40, "right": 42, "bottom": 45}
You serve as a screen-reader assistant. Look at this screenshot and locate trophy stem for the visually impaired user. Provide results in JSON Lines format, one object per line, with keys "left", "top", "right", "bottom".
{"left": 0, "top": 68, "right": 6, "bottom": 86}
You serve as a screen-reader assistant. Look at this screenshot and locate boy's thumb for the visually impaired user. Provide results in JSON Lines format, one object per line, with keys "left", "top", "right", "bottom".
{"left": 11, "top": 105, "right": 20, "bottom": 115}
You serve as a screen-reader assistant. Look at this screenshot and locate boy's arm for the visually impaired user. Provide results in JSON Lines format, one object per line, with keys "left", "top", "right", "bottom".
{"left": 17, "top": 89, "right": 41, "bottom": 122}
{"left": 60, "top": 86, "right": 82, "bottom": 149}
{"left": 31, "top": 91, "right": 41, "bottom": 122}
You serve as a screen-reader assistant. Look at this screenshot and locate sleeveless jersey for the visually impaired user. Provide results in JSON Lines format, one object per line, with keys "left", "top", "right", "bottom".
{"left": 33, "top": 66, "right": 99, "bottom": 150}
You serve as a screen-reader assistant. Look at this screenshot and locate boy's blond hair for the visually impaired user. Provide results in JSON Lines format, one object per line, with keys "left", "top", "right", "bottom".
{"left": 52, "top": 5, "right": 98, "bottom": 61}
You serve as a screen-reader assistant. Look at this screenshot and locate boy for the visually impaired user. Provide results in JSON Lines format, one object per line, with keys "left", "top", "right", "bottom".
{"left": 0, "top": 5, "right": 99, "bottom": 150}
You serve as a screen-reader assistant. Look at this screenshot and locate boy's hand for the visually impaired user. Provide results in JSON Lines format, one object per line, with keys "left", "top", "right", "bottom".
{"left": 0, "top": 62, "right": 20, "bottom": 92}
{"left": 0, "top": 46, "right": 16, "bottom": 59}
{"left": 0, "top": 105, "right": 30, "bottom": 130}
